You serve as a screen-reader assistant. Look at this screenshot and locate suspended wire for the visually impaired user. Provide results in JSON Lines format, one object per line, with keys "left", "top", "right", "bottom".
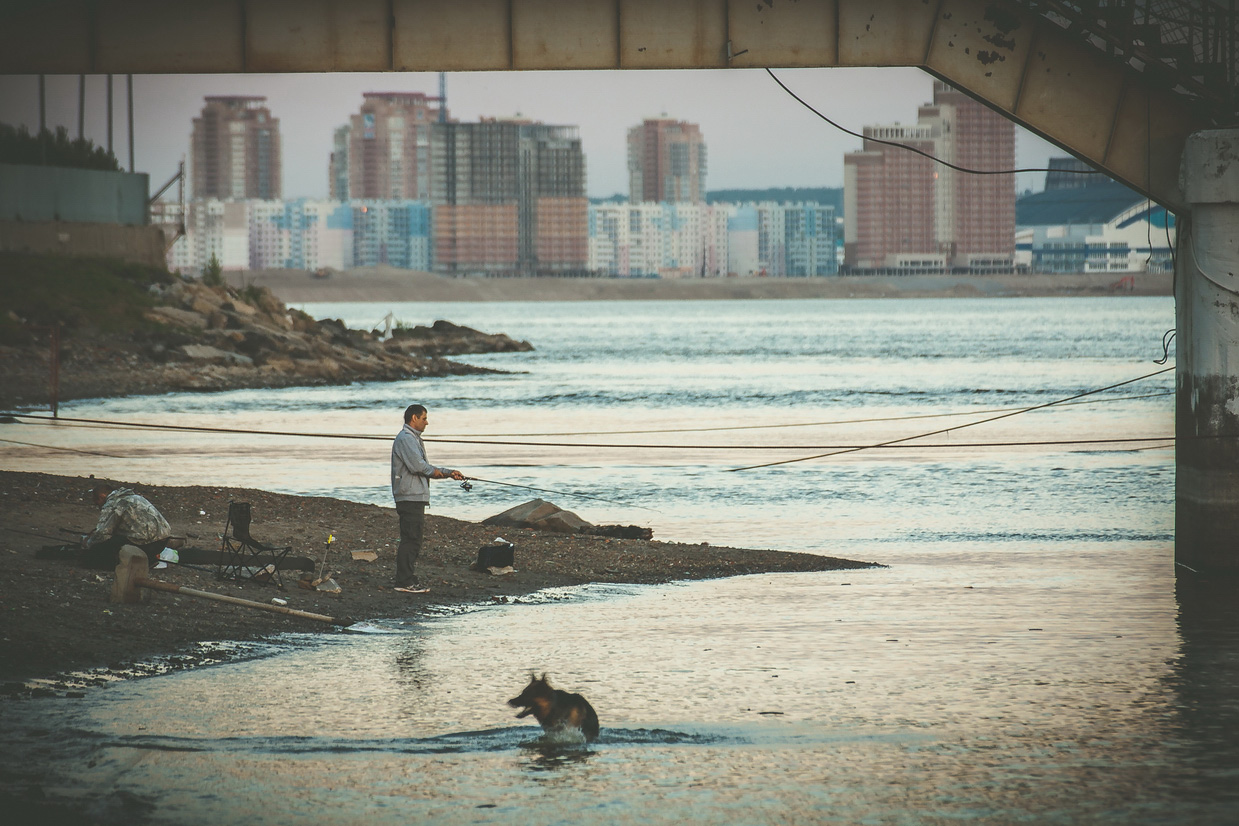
{"left": 3, "top": 419, "right": 1177, "bottom": 452}
{"left": 766, "top": 68, "right": 1097, "bottom": 177}
{"left": 1154, "top": 329, "right": 1176, "bottom": 365}
{"left": 5, "top": 389, "right": 1173, "bottom": 443}
{"left": 433, "top": 391, "right": 1173, "bottom": 437}
{"left": 728, "top": 366, "right": 1175, "bottom": 472}
{"left": 0, "top": 420, "right": 1182, "bottom": 453}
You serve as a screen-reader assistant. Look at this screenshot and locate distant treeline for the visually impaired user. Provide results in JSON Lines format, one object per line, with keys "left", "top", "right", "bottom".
{"left": 706, "top": 187, "right": 844, "bottom": 209}
{"left": 591, "top": 187, "right": 844, "bottom": 210}
{"left": 0, "top": 123, "right": 120, "bottom": 172}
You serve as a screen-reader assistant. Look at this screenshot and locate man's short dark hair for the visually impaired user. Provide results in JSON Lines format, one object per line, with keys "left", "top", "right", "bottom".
{"left": 404, "top": 404, "right": 427, "bottom": 424}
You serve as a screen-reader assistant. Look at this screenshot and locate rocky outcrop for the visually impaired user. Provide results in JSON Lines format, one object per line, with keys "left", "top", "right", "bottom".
{"left": 1, "top": 279, "right": 534, "bottom": 408}
{"left": 384, "top": 319, "right": 534, "bottom": 357}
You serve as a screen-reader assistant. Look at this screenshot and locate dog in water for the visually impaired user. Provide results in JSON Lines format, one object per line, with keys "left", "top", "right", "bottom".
{"left": 508, "top": 673, "right": 600, "bottom": 743}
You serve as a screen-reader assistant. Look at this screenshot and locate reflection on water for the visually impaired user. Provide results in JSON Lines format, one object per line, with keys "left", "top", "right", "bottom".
{"left": 2, "top": 564, "right": 1237, "bottom": 824}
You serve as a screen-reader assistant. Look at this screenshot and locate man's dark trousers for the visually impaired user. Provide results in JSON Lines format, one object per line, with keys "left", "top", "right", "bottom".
{"left": 395, "top": 500, "right": 426, "bottom": 587}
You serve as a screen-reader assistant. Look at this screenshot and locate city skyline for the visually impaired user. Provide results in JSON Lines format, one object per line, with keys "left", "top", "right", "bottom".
{"left": 0, "top": 68, "right": 1061, "bottom": 200}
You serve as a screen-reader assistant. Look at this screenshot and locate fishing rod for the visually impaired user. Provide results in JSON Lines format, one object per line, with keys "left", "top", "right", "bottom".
{"left": 459, "top": 475, "right": 658, "bottom": 512}
{"left": 3, "top": 525, "right": 71, "bottom": 543}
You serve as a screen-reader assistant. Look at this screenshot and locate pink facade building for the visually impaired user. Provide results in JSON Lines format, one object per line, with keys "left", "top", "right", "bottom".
{"left": 347, "top": 92, "right": 445, "bottom": 200}
{"left": 627, "top": 118, "right": 707, "bottom": 203}
{"left": 844, "top": 82, "right": 1015, "bottom": 273}
{"left": 191, "top": 96, "right": 281, "bottom": 200}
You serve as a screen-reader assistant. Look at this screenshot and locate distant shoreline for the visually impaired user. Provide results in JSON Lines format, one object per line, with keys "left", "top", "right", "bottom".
{"left": 231, "top": 267, "right": 1174, "bottom": 305}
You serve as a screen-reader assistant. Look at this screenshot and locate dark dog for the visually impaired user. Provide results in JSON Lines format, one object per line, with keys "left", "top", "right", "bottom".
{"left": 508, "top": 673, "right": 600, "bottom": 743}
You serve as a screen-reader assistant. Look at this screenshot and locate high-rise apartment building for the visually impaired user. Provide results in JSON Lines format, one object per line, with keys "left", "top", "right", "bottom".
{"left": 627, "top": 118, "right": 707, "bottom": 203}
{"left": 191, "top": 96, "right": 281, "bottom": 200}
{"left": 345, "top": 92, "right": 444, "bottom": 200}
{"left": 843, "top": 82, "right": 1015, "bottom": 273}
{"left": 430, "top": 119, "right": 587, "bottom": 276}
{"left": 329, "top": 125, "right": 350, "bottom": 200}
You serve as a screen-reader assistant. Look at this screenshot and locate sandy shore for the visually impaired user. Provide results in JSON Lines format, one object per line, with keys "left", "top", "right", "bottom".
{"left": 0, "top": 470, "right": 877, "bottom": 691}
{"left": 235, "top": 267, "right": 1173, "bottom": 305}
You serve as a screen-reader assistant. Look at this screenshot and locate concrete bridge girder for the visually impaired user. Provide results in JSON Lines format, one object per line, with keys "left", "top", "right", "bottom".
{"left": 0, "top": 0, "right": 1204, "bottom": 211}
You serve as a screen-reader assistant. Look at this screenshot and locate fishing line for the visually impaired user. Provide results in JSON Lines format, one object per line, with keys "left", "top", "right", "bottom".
{"left": 461, "top": 475, "right": 658, "bottom": 511}
{"left": 0, "top": 437, "right": 123, "bottom": 458}
{"left": 728, "top": 366, "right": 1175, "bottom": 471}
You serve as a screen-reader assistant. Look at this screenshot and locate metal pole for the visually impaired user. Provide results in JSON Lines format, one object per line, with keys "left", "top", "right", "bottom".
{"left": 50, "top": 325, "right": 60, "bottom": 419}
{"left": 106, "top": 73, "right": 113, "bottom": 156}
{"left": 127, "top": 74, "right": 134, "bottom": 172}
{"left": 78, "top": 74, "right": 85, "bottom": 140}
{"left": 38, "top": 74, "right": 46, "bottom": 164}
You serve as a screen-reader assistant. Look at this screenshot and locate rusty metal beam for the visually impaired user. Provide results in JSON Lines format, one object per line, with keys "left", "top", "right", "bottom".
{"left": 0, "top": 0, "right": 1209, "bottom": 209}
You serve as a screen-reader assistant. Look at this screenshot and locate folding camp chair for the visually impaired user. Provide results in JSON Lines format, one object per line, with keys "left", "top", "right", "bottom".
{"left": 218, "top": 501, "right": 293, "bottom": 588}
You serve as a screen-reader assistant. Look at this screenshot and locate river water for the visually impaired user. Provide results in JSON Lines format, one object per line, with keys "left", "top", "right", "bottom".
{"left": 2, "top": 296, "right": 1238, "bottom": 824}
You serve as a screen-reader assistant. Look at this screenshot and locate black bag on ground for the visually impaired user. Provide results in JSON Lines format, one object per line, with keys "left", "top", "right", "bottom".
{"left": 471, "top": 539, "right": 515, "bottom": 571}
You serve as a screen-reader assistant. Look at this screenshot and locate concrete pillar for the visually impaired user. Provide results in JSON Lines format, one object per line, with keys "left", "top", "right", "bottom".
{"left": 1176, "top": 128, "right": 1239, "bottom": 574}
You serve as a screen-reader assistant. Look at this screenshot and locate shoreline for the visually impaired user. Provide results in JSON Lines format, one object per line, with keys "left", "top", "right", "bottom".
{"left": 236, "top": 267, "right": 1173, "bottom": 304}
{"left": 0, "top": 470, "right": 878, "bottom": 692}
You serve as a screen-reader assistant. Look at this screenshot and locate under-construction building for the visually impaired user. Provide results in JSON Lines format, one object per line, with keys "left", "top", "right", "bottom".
{"left": 191, "top": 96, "right": 281, "bottom": 200}
{"left": 430, "top": 119, "right": 587, "bottom": 276}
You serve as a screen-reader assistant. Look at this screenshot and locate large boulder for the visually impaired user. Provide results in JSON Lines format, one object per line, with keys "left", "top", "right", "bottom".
{"left": 482, "top": 498, "right": 593, "bottom": 534}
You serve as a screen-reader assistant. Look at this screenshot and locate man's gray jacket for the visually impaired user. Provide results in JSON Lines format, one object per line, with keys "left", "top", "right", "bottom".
{"left": 391, "top": 424, "right": 452, "bottom": 504}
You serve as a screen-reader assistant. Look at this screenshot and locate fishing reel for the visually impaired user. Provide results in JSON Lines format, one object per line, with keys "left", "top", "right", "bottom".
{"left": 460, "top": 480, "right": 473, "bottom": 492}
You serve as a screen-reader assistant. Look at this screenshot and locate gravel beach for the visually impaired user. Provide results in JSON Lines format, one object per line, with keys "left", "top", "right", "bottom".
{"left": 0, "top": 470, "right": 877, "bottom": 692}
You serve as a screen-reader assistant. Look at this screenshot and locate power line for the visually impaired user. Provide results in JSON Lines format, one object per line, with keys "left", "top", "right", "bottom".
{"left": 5, "top": 389, "right": 1173, "bottom": 444}
{"left": 2, "top": 414, "right": 1178, "bottom": 452}
{"left": 433, "top": 391, "right": 1174, "bottom": 437}
{"left": 766, "top": 68, "right": 1098, "bottom": 177}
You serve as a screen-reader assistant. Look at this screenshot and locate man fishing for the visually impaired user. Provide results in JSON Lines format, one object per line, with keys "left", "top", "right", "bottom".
{"left": 391, "top": 404, "right": 464, "bottom": 593}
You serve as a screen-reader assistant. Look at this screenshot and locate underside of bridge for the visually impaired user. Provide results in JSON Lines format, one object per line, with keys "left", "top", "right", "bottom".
{"left": 3, "top": 0, "right": 1235, "bottom": 210}
{"left": 4, "top": 0, "right": 1239, "bottom": 574}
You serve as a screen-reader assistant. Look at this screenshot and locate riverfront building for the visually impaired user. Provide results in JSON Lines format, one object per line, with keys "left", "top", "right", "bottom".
{"left": 587, "top": 201, "right": 834, "bottom": 279}
{"left": 430, "top": 119, "right": 588, "bottom": 276}
{"left": 843, "top": 81, "right": 1015, "bottom": 273}
{"left": 628, "top": 119, "right": 707, "bottom": 204}
{"left": 172, "top": 198, "right": 433, "bottom": 274}
{"left": 589, "top": 202, "right": 729, "bottom": 278}
{"left": 190, "top": 96, "right": 281, "bottom": 200}
{"left": 339, "top": 92, "right": 445, "bottom": 201}
{"left": 1015, "top": 166, "right": 1175, "bottom": 273}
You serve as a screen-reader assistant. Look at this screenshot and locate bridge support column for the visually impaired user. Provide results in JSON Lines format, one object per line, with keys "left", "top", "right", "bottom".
{"left": 1176, "top": 129, "right": 1239, "bottom": 575}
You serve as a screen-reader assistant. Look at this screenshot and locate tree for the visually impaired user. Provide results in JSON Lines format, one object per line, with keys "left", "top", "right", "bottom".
{"left": 0, "top": 123, "right": 120, "bottom": 171}
{"left": 202, "top": 254, "right": 224, "bottom": 287}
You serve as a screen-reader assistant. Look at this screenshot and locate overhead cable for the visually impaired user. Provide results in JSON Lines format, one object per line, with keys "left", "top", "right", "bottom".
{"left": 766, "top": 68, "right": 1097, "bottom": 177}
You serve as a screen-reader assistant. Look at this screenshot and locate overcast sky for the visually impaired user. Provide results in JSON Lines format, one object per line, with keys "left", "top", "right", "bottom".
{"left": 0, "top": 68, "right": 1061, "bottom": 199}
